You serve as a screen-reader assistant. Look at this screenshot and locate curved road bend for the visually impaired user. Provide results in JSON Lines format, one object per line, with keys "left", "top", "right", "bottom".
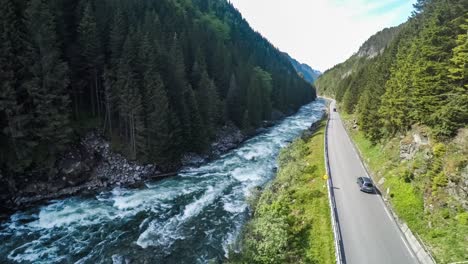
{"left": 327, "top": 101, "right": 418, "bottom": 264}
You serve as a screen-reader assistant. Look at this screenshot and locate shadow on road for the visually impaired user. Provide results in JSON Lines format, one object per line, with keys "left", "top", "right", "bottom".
{"left": 374, "top": 187, "right": 383, "bottom": 196}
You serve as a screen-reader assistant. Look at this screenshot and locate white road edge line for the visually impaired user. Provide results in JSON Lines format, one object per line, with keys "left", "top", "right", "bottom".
{"left": 338, "top": 106, "right": 419, "bottom": 262}
{"left": 401, "top": 235, "right": 414, "bottom": 258}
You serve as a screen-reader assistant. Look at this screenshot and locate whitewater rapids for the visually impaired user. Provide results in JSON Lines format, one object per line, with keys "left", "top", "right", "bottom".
{"left": 0, "top": 99, "right": 326, "bottom": 263}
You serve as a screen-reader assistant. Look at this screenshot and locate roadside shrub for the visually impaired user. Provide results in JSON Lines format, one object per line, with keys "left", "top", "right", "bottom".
{"left": 398, "top": 167, "right": 414, "bottom": 183}
{"left": 432, "top": 172, "right": 448, "bottom": 191}
{"left": 456, "top": 212, "right": 468, "bottom": 226}
{"left": 432, "top": 143, "right": 446, "bottom": 157}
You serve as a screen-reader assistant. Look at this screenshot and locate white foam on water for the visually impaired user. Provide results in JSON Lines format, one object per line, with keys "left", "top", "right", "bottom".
{"left": 222, "top": 220, "right": 244, "bottom": 258}
{"left": 112, "top": 187, "right": 180, "bottom": 211}
{"left": 1, "top": 100, "right": 327, "bottom": 263}
{"left": 29, "top": 201, "right": 116, "bottom": 229}
{"left": 222, "top": 198, "right": 247, "bottom": 214}
{"left": 230, "top": 165, "right": 266, "bottom": 184}
{"left": 7, "top": 239, "right": 64, "bottom": 263}
{"left": 136, "top": 182, "right": 229, "bottom": 249}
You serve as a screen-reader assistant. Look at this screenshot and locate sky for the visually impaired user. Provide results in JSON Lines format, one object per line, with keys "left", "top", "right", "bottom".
{"left": 229, "top": 0, "right": 416, "bottom": 72}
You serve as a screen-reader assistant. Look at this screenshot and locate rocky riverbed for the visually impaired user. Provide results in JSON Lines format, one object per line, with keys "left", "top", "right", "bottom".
{"left": 0, "top": 122, "right": 248, "bottom": 215}
{"left": 0, "top": 100, "right": 327, "bottom": 264}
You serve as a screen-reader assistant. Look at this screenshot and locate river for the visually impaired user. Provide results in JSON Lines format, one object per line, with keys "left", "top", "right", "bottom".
{"left": 0, "top": 99, "right": 326, "bottom": 264}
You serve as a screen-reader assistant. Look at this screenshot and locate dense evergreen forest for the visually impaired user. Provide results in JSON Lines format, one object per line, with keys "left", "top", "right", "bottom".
{"left": 316, "top": 0, "right": 467, "bottom": 141}
{"left": 317, "top": 1, "right": 468, "bottom": 261}
{"left": 0, "top": 0, "right": 316, "bottom": 176}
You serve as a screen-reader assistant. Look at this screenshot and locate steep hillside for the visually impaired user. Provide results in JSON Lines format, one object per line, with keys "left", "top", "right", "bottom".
{"left": 285, "top": 53, "right": 321, "bottom": 83}
{"left": 0, "top": 0, "right": 315, "bottom": 207}
{"left": 315, "top": 26, "right": 401, "bottom": 97}
{"left": 316, "top": 0, "right": 468, "bottom": 262}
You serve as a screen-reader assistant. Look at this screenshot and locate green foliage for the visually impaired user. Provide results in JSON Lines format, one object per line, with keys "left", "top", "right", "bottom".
{"left": 0, "top": 0, "right": 317, "bottom": 176}
{"left": 246, "top": 67, "right": 273, "bottom": 127}
{"left": 199, "top": 14, "right": 230, "bottom": 41}
{"left": 230, "top": 121, "right": 334, "bottom": 264}
{"left": 317, "top": 0, "right": 467, "bottom": 140}
{"left": 23, "top": 0, "right": 73, "bottom": 171}
{"left": 432, "top": 143, "right": 446, "bottom": 157}
{"left": 321, "top": 23, "right": 468, "bottom": 264}
{"left": 456, "top": 212, "right": 468, "bottom": 225}
{"left": 431, "top": 172, "right": 448, "bottom": 191}
{"left": 316, "top": 26, "right": 401, "bottom": 98}
{"left": 342, "top": 114, "right": 468, "bottom": 263}
{"left": 397, "top": 167, "right": 414, "bottom": 183}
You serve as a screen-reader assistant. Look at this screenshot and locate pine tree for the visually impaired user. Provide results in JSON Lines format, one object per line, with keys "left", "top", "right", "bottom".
{"left": 196, "top": 71, "right": 221, "bottom": 138}
{"left": 436, "top": 17, "right": 468, "bottom": 137}
{"left": 102, "top": 67, "right": 114, "bottom": 137}
{"left": 114, "top": 36, "right": 144, "bottom": 159}
{"left": 23, "top": 0, "right": 73, "bottom": 169}
{"left": 378, "top": 36, "right": 417, "bottom": 136}
{"left": 144, "top": 72, "right": 171, "bottom": 164}
{"left": 109, "top": 7, "right": 127, "bottom": 66}
{"left": 185, "top": 86, "right": 208, "bottom": 152}
{"left": 448, "top": 18, "right": 468, "bottom": 89}
{"left": 78, "top": 1, "right": 103, "bottom": 118}
{"left": 226, "top": 73, "right": 242, "bottom": 125}
{"left": 191, "top": 48, "right": 206, "bottom": 89}
{"left": 167, "top": 34, "right": 191, "bottom": 149}
{"left": 410, "top": 4, "right": 463, "bottom": 137}
{"left": 0, "top": 0, "right": 320, "bottom": 174}
{"left": 245, "top": 67, "right": 273, "bottom": 126}
{"left": 246, "top": 69, "right": 263, "bottom": 127}
{"left": 0, "top": 0, "right": 30, "bottom": 171}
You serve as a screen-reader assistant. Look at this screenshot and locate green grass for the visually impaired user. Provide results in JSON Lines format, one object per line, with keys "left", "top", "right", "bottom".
{"left": 341, "top": 113, "right": 468, "bottom": 263}
{"left": 228, "top": 120, "right": 335, "bottom": 264}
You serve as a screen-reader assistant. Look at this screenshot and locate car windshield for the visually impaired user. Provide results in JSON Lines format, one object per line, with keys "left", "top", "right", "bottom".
{"left": 364, "top": 183, "right": 373, "bottom": 187}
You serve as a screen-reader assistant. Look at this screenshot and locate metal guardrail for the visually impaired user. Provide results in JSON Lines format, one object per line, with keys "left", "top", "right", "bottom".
{"left": 324, "top": 105, "right": 346, "bottom": 264}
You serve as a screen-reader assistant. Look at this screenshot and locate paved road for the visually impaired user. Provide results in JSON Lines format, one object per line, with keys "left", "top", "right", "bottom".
{"left": 327, "top": 101, "right": 418, "bottom": 264}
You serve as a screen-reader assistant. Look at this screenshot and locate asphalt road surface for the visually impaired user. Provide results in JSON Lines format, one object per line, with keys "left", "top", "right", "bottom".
{"left": 327, "top": 101, "right": 418, "bottom": 264}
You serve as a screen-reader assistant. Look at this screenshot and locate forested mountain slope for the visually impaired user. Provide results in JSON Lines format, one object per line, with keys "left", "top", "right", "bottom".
{"left": 285, "top": 53, "right": 321, "bottom": 84}
{"left": 0, "top": 0, "right": 315, "bottom": 180}
{"left": 315, "top": 25, "right": 401, "bottom": 100}
{"left": 316, "top": 0, "right": 467, "bottom": 139}
{"left": 316, "top": 0, "right": 468, "bottom": 261}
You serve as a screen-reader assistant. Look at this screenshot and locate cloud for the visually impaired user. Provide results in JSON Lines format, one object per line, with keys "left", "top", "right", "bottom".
{"left": 229, "top": 0, "right": 415, "bottom": 71}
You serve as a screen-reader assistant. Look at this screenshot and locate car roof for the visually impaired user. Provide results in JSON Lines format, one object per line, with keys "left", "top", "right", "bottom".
{"left": 362, "top": 177, "right": 372, "bottom": 183}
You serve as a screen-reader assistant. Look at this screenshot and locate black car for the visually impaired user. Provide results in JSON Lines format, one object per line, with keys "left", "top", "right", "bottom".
{"left": 357, "top": 177, "right": 375, "bottom": 193}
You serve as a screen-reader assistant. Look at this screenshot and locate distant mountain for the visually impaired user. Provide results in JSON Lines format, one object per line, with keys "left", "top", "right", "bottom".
{"left": 315, "top": 25, "right": 401, "bottom": 97}
{"left": 284, "top": 53, "right": 321, "bottom": 84}
{"left": 315, "top": 1, "right": 468, "bottom": 262}
{"left": 356, "top": 26, "right": 402, "bottom": 58}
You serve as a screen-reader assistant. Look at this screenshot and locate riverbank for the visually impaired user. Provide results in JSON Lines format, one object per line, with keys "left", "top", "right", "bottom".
{"left": 0, "top": 121, "right": 246, "bottom": 217}
{"left": 0, "top": 101, "right": 317, "bottom": 218}
{"left": 340, "top": 112, "right": 468, "bottom": 263}
{"left": 0, "top": 101, "right": 327, "bottom": 263}
{"left": 228, "top": 118, "right": 335, "bottom": 263}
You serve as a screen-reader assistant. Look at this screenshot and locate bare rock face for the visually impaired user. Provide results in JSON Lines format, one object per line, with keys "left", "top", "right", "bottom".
{"left": 413, "top": 133, "right": 429, "bottom": 145}
{"left": 181, "top": 153, "right": 207, "bottom": 167}
{"left": 211, "top": 123, "right": 245, "bottom": 157}
{"left": 447, "top": 165, "right": 468, "bottom": 210}
{"left": 400, "top": 142, "right": 418, "bottom": 161}
{"left": 400, "top": 132, "right": 429, "bottom": 161}
{"left": 3, "top": 132, "right": 159, "bottom": 210}
{"left": 57, "top": 142, "right": 98, "bottom": 186}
